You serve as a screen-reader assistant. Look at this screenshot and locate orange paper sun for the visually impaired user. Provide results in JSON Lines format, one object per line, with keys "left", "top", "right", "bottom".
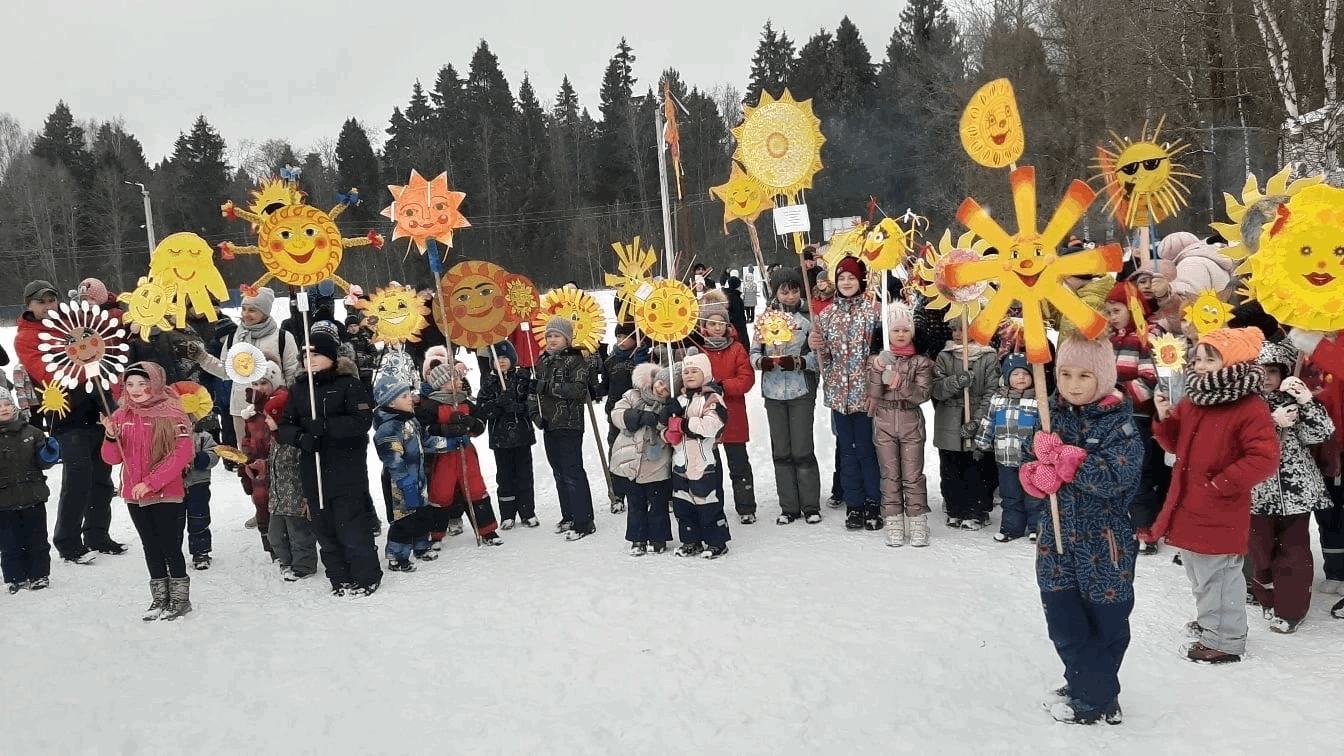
{"left": 439, "top": 260, "right": 518, "bottom": 350}
{"left": 946, "top": 166, "right": 1123, "bottom": 364}
{"left": 382, "top": 170, "right": 470, "bottom": 254}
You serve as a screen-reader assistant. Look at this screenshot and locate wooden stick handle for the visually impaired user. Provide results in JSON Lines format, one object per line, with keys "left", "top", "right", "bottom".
{"left": 1032, "top": 361, "right": 1064, "bottom": 554}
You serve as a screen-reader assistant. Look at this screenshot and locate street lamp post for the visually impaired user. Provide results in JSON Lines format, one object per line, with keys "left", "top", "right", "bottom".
{"left": 124, "top": 181, "right": 156, "bottom": 250}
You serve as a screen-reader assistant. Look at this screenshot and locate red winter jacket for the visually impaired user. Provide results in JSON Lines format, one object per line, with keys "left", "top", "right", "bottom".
{"left": 1147, "top": 395, "right": 1279, "bottom": 555}
{"left": 699, "top": 330, "right": 754, "bottom": 444}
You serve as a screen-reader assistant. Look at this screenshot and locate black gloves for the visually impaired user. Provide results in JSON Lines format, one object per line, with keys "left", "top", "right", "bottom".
{"left": 636, "top": 410, "right": 660, "bottom": 428}
{"left": 776, "top": 355, "right": 799, "bottom": 371}
{"left": 959, "top": 421, "right": 979, "bottom": 439}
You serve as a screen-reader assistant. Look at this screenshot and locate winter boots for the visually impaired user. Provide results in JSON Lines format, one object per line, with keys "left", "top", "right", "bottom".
{"left": 885, "top": 514, "right": 906, "bottom": 548}
{"left": 845, "top": 509, "right": 864, "bottom": 530}
{"left": 907, "top": 514, "right": 930, "bottom": 547}
{"left": 161, "top": 577, "right": 192, "bottom": 621}
{"left": 143, "top": 578, "right": 170, "bottom": 621}
{"left": 863, "top": 501, "right": 883, "bottom": 531}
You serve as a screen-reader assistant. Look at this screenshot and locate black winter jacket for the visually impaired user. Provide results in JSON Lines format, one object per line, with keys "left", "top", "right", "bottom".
{"left": 477, "top": 367, "right": 536, "bottom": 449}
{"left": 529, "top": 347, "right": 597, "bottom": 433}
{"left": 278, "top": 358, "right": 374, "bottom": 503}
{"left": 599, "top": 345, "right": 649, "bottom": 420}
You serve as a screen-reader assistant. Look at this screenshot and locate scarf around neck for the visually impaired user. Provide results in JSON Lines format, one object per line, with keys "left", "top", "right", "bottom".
{"left": 239, "top": 314, "right": 278, "bottom": 341}
{"left": 1185, "top": 362, "right": 1264, "bottom": 406}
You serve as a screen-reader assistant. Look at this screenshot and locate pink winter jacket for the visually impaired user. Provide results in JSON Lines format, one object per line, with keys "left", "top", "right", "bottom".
{"left": 101, "top": 415, "right": 194, "bottom": 506}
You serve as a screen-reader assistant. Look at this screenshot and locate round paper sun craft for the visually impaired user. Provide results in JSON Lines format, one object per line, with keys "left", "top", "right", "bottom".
{"left": 382, "top": 170, "right": 471, "bottom": 255}
{"left": 36, "top": 301, "right": 130, "bottom": 392}
{"left": 224, "top": 342, "right": 268, "bottom": 385}
{"left": 1093, "top": 116, "right": 1200, "bottom": 228}
{"left": 731, "top": 89, "right": 825, "bottom": 198}
{"left": 755, "top": 310, "right": 797, "bottom": 349}
{"left": 960, "top": 79, "right": 1025, "bottom": 169}
{"left": 440, "top": 260, "right": 520, "bottom": 350}
{"left": 1244, "top": 183, "right": 1344, "bottom": 332}
{"left": 219, "top": 196, "right": 382, "bottom": 295}
{"left": 1181, "top": 289, "right": 1235, "bottom": 337}
{"left": 533, "top": 287, "right": 607, "bottom": 353}
{"left": 1211, "top": 165, "right": 1325, "bottom": 268}
{"left": 634, "top": 279, "right": 699, "bottom": 343}
{"left": 913, "top": 230, "right": 994, "bottom": 323}
{"left": 356, "top": 285, "right": 431, "bottom": 346}
{"left": 148, "top": 232, "right": 229, "bottom": 328}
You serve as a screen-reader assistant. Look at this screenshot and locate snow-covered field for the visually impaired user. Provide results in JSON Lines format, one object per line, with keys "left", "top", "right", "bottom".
{"left": 2, "top": 292, "right": 1342, "bottom": 755}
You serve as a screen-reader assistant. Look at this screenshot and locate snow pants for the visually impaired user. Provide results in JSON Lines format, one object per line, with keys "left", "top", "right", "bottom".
{"left": 1183, "top": 552, "right": 1248, "bottom": 655}
{"left": 52, "top": 427, "right": 115, "bottom": 559}
{"left": 619, "top": 476, "right": 672, "bottom": 544}
{"left": 938, "top": 449, "right": 995, "bottom": 521}
{"left": 722, "top": 443, "right": 756, "bottom": 516}
{"left": 832, "top": 411, "right": 880, "bottom": 510}
{"left": 672, "top": 460, "right": 729, "bottom": 549}
{"left": 268, "top": 513, "right": 318, "bottom": 577}
{"left": 544, "top": 429, "right": 594, "bottom": 532}
{"left": 998, "top": 464, "right": 1043, "bottom": 537}
{"left": 311, "top": 493, "right": 382, "bottom": 591}
{"left": 386, "top": 508, "right": 431, "bottom": 562}
{"left": 181, "top": 482, "right": 212, "bottom": 557}
{"left": 764, "top": 394, "right": 820, "bottom": 517}
{"left": 873, "top": 403, "right": 928, "bottom": 517}
{"left": 0, "top": 504, "right": 50, "bottom": 584}
{"left": 1040, "top": 589, "right": 1132, "bottom": 718}
{"left": 1317, "top": 478, "right": 1344, "bottom": 582}
{"left": 127, "top": 501, "right": 187, "bottom": 580}
{"left": 428, "top": 446, "right": 497, "bottom": 538}
{"left": 494, "top": 445, "right": 536, "bottom": 521}
{"left": 1249, "top": 513, "right": 1314, "bottom": 622}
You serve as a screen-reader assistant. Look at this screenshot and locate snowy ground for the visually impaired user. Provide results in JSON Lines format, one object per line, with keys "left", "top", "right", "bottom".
{"left": 3, "top": 293, "right": 1343, "bottom": 754}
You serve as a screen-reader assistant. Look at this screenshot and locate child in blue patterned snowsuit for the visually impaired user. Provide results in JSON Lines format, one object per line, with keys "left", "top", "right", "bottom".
{"left": 372, "top": 372, "right": 445, "bottom": 572}
{"left": 1029, "top": 336, "right": 1143, "bottom": 726}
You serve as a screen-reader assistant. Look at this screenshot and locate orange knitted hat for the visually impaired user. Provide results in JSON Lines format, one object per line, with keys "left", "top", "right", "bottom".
{"left": 1197, "top": 327, "right": 1264, "bottom": 367}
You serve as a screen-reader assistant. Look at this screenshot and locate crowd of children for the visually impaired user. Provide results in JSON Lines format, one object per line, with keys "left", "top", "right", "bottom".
{"left": 9, "top": 242, "right": 1344, "bottom": 727}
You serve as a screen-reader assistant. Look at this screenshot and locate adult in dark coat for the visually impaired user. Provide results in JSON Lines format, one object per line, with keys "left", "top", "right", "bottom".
{"left": 725, "top": 277, "right": 751, "bottom": 351}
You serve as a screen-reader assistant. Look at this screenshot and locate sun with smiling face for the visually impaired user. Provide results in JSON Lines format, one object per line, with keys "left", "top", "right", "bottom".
{"left": 356, "top": 285, "right": 431, "bottom": 345}
{"left": 532, "top": 287, "right": 606, "bottom": 354}
{"left": 382, "top": 170, "right": 471, "bottom": 255}
{"left": 1181, "top": 289, "right": 1234, "bottom": 337}
{"left": 439, "top": 260, "right": 520, "bottom": 349}
{"left": 219, "top": 197, "right": 382, "bottom": 296}
{"left": 1093, "top": 116, "right": 1200, "bottom": 229}
{"left": 119, "top": 277, "right": 174, "bottom": 340}
{"left": 710, "top": 162, "right": 775, "bottom": 232}
{"left": 1245, "top": 183, "right": 1344, "bottom": 332}
{"left": 960, "top": 79, "right": 1025, "bottom": 169}
{"left": 148, "top": 232, "right": 229, "bottom": 327}
{"left": 913, "top": 229, "right": 994, "bottom": 323}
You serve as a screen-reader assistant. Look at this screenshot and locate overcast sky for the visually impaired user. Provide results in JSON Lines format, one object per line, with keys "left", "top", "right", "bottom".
{"left": 5, "top": 1, "right": 909, "bottom": 164}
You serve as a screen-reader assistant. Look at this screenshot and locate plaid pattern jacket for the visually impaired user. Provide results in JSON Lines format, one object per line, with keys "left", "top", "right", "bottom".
{"left": 975, "top": 388, "right": 1040, "bottom": 467}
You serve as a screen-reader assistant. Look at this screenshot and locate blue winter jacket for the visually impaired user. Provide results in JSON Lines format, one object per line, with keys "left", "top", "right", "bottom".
{"left": 1027, "top": 390, "right": 1143, "bottom": 603}
{"left": 373, "top": 408, "right": 446, "bottom": 522}
{"left": 749, "top": 307, "right": 816, "bottom": 401}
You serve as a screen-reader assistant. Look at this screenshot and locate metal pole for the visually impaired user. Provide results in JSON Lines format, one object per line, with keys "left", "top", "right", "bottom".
{"left": 654, "top": 103, "right": 676, "bottom": 281}
{"left": 125, "top": 182, "right": 156, "bottom": 250}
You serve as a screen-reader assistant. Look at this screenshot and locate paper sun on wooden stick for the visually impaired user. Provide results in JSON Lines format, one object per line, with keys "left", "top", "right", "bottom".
{"left": 503, "top": 273, "right": 541, "bottom": 323}
{"left": 149, "top": 232, "right": 229, "bottom": 327}
{"left": 38, "top": 383, "right": 70, "bottom": 419}
{"left": 228, "top": 176, "right": 305, "bottom": 231}
{"left": 1181, "top": 289, "right": 1234, "bottom": 337}
{"left": 36, "top": 301, "right": 130, "bottom": 391}
{"left": 960, "top": 79, "right": 1025, "bottom": 169}
{"left": 355, "top": 285, "right": 430, "bottom": 345}
{"left": 381, "top": 170, "right": 471, "bottom": 255}
{"left": 755, "top": 310, "right": 796, "bottom": 348}
{"left": 709, "top": 162, "right": 775, "bottom": 230}
{"left": 633, "top": 279, "right": 699, "bottom": 343}
{"left": 1244, "top": 183, "right": 1344, "bottom": 332}
{"left": 1211, "top": 166, "right": 1324, "bottom": 266}
{"left": 439, "top": 260, "right": 521, "bottom": 350}
{"left": 219, "top": 196, "right": 382, "bottom": 295}
{"left": 947, "top": 166, "right": 1123, "bottom": 364}
{"left": 119, "top": 277, "right": 174, "bottom": 340}
{"left": 731, "top": 89, "right": 825, "bottom": 198}
{"left": 604, "top": 237, "right": 658, "bottom": 322}
{"left": 861, "top": 216, "right": 917, "bottom": 272}
{"left": 1151, "top": 334, "right": 1187, "bottom": 372}
{"left": 533, "top": 288, "right": 606, "bottom": 353}
{"left": 224, "top": 342, "right": 267, "bottom": 385}
{"left": 1093, "top": 116, "right": 1199, "bottom": 228}
{"left": 913, "top": 230, "right": 994, "bottom": 323}
{"left": 172, "top": 381, "right": 215, "bottom": 420}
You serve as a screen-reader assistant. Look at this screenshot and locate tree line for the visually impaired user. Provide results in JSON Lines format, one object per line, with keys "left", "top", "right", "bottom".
{"left": 0, "top": 0, "right": 1336, "bottom": 309}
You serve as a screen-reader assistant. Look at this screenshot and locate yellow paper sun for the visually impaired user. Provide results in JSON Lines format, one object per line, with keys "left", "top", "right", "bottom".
{"left": 913, "top": 230, "right": 994, "bottom": 323}
{"left": 634, "top": 279, "right": 699, "bottom": 344}
{"left": 220, "top": 200, "right": 382, "bottom": 295}
{"left": 533, "top": 287, "right": 606, "bottom": 353}
{"left": 173, "top": 381, "right": 215, "bottom": 421}
{"left": 1245, "top": 183, "right": 1344, "bottom": 332}
{"left": 731, "top": 89, "right": 825, "bottom": 198}
{"left": 709, "top": 162, "right": 775, "bottom": 231}
{"left": 247, "top": 177, "right": 305, "bottom": 219}
{"left": 1093, "top": 116, "right": 1200, "bottom": 229}
{"left": 440, "top": 260, "right": 519, "bottom": 350}
{"left": 382, "top": 170, "right": 471, "bottom": 255}
{"left": 1181, "top": 289, "right": 1234, "bottom": 337}
{"left": 357, "top": 285, "right": 431, "bottom": 346}
{"left": 119, "top": 277, "right": 174, "bottom": 340}
{"left": 947, "top": 166, "right": 1123, "bottom": 364}
{"left": 604, "top": 237, "right": 658, "bottom": 322}
{"left": 1150, "top": 334, "right": 1188, "bottom": 372}
{"left": 503, "top": 274, "right": 541, "bottom": 323}
{"left": 1211, "top": 165, "right": 1324, "bottom": 269}
{"left": 149, "top": 232, "right": 229, "bottom": 327}
{"left": 960, "top": 79, "right": 1025, "bottom": 169}
{"left": 38, "top": 383, "right": 70, "bottom": 419}
{"left": 819, "top": 220, "right": 869, "bottom": 273}
{"left": 861, "top": 217, "right": 916, "bottom": 272}
{"left": 755, "top": 310, "right": 797, "bottom": 348}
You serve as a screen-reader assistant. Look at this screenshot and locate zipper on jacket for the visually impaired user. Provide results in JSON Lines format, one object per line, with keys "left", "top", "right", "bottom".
{"left": 1103, "top": 527, "right": 1119, "bottom": 567}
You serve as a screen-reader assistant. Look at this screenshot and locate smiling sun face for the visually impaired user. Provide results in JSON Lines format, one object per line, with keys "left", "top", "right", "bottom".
{"left": 357, "top": 286, "right": 430, "bottom": 345}
{"left": 960, "top": 79, "right": 1025, "bottom": 169}
{"left": 635, "top": 280, "right": 699, "bottom": 343}
{"left": 1181, "top": 289, "right": 1234, "bottom": 337}
{"left": 710, "top": 162, "right": 775, "bottom": 231}
{"left": 1094, "top": 116, "right": 1198, "bottom": 229}
{"left": 1247, "top": 183, "right": 1344, "bottom": 331}
{"left": 382, "top": 170, "right": 471, "bottom": 254}
{"left": 439, "top": 260, "right": 518, "bottom": 349}
{"left": 257, "top": 205, "right": 344, "bottom": 285}
{"left": 148, "top": 231, "right": 229, "bottom": 326}
{"left": 119, "top": 277, "right": 173, "bottom": 340}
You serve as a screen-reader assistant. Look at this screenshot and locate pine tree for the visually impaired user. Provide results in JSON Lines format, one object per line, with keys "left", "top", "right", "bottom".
{"left": 787, "top": 30, "right": 834, "bottom": 111}
{"left": 167, "top": 115, "right": 231, "bottom": 239}
{"left": 88, "top": 122, "right": 152, "bottom": 286}
{"left": 430, "top": 64, "right": 466, "bottom": 181}
{"left": 514, "top": 75, "right": 556, "bottom": 267}
{"left": 463, "top": 39, "right": 518, "bottom": 261}
{"left": 745, "top": 21, "right": 795, "bottom": 104}
{"left": 595, "top": 38, "right": 640, "bottom": 205}
{"left": 31, "top": 101, "right": 94, "bottom": 186}
{"left": 828, "top": 17, "right": 878, "bottom": 116}
{"left": 382, "top": 106, "right": 412, "bottom": 183}
{"left": 335, "top": 117, "right": 381, "bottom": 231}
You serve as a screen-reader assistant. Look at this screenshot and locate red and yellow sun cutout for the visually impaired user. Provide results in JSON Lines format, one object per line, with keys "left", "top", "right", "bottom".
{"left": 220, "top": 199, "right": 382, "bottom": 295}
{"left": 439, "top": 260, "right": 519, "bottom": 349}
{"left": 503, "top": 273, "right": 541, "bottom": 323}
{"left": 382, "top": 170, "right": 471, "bottom": 255}
{"left": 533, "top": 287, "right": 606, "bottom": 353}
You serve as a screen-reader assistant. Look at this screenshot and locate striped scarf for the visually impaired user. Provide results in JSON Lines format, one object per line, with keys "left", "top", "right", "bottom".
{"left": 1185, "top": 362, "right": 1264, "bottom": 407}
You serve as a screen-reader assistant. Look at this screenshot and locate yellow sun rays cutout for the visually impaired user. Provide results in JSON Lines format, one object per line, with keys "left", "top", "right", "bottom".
{"left": 819, "top": 220, "right": 869, "bottom": 273}
{"left": 382, "top": 170, "right": 471, "bottom": 255}
{"left": 439, "top": 260, "right": 520, "bottom": 350}
{"left": 913, "top": 230, "right": 994, "bottom": 323}
{"left": 634, "top": 279, "right": 699, "bottom": 343}
{"left": 172, "top": 381, "right": 215, "bottom": 421}
{"left": 503, "top": 274, "right": 541, "bottom": 323}
{"left": 755, "top": 309, "right": 797, "bottom": 349}
{"left": 1093, "top": 116, "right": 1200, "bottom": 229}
{"left": 709, "top": 162, "right": 776, "bottom": 231}
{"left": 860, "top": 217, "right": 915, "bottom": 272}
{"left": 1181, "top": 289, "right": 1235, "bottom": 337}
{"left": 946, "top": 166, "right": 1123, "bottom": 364}
{"left": 533, "top": 288, "right": 607, "bottom": 353}
{"left": 247, "top": 177, "right": 305, "bottom": 220}
{"left": 220, "top": 199, "right": 382, "bottom": 296}
{"left": 1151, "top": 333, "right": 1187, "bottom": 372}
{"left": 960, "top": 79, "right": 1025, "bottom": 169}
{"left": 1211, "top": 165, "right": 1325, "bottom": 267}
{"left": 356, "top": 285, "right": 431, "bottom": 346}
{"left": 118, "top": 277, "right": 174, "bottom": 341}
{"left": 604, "top": 237, "right": 659, "bottom": 322}
{"left": 1245, "top": 183, "right": 1344, "bottom": 332}
{"left": 148, "top": 232, "right": 229, "bottom": 327}
{"left": 731, "top": 89, "right": 825, "bottom": 198}
{"left": 38, "top": 383, "right": 70, "bottom": 419}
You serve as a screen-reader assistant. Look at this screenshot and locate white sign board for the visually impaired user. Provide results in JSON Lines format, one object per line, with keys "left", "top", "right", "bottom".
{"left": 773, "top": 204, "right": 811, "bottom": 236}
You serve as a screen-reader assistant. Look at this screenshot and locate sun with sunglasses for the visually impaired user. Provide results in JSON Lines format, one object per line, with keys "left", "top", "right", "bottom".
{"left": 1093, "top": 115, "right": 1199, "bottom": 228}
